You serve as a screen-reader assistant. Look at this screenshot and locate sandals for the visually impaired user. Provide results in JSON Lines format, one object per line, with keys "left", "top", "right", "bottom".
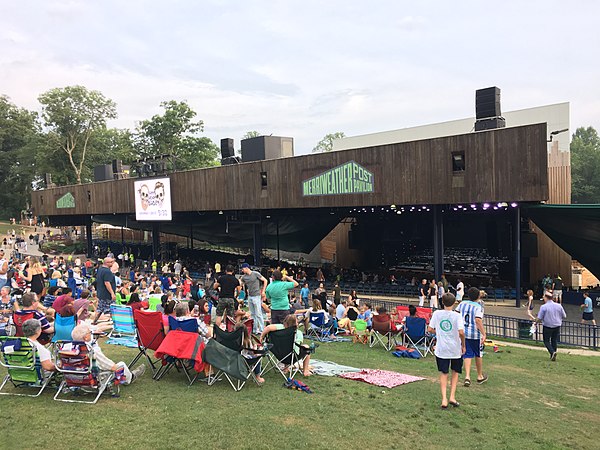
{"left": 449, "top": 401, "right": 460, "bottom": 407}
{"left": 464, "top": 378, "right": 471, "bottom": 387}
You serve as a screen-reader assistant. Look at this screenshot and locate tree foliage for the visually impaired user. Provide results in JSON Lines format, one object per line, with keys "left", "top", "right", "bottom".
{"left": 0, "top": 96, "right": 40, "bottom": 217}
{"left": 242, "top": 131, "right": 261, "bottom": 139}
{"left": 571, "top": 126, "right": 600, "bottom": 204}
{"left": 313, "top": 131, "right": 345, "bottom": 152}
{"left": 133, "top": 100, "right": 219, "bottom": 170}
{"left": 38, "top": 85, "right": 117, "bottom": 184}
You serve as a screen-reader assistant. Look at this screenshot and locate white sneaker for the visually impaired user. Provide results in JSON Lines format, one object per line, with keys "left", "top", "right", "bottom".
{"left": 132, "top": 364, "right": 146, "bottom": 381}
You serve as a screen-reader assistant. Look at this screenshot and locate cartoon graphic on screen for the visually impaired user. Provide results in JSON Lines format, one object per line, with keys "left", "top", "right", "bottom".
{"left": 138, "top": 184, "right": 150, "bottom": 210}
{"left": 154, "top": 181, "right": 165, "bottom": 206}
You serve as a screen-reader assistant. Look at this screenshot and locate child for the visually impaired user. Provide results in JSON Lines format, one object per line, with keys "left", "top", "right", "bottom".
{"left": 428, "top": 293, "right": 465, "bottom": 409}
{"left": 526, "top": 289, "right": 536, "bottom": 320}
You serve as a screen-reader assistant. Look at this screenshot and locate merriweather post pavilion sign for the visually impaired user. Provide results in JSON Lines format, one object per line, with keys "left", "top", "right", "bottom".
{"left": 302, "top": 161, "right": 374, "bottom": 196}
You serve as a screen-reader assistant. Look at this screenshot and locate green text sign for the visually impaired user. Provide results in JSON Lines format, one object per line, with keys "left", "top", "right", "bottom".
{"left": 303, "top": 161, "right": 374, "bottom": 196}
{"left": 56, "top": 192, "right": 75, "bottom": 209}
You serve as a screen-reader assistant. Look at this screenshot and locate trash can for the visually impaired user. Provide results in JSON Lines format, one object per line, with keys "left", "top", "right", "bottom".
{"left": 518, "top": 320, "right": 532, "bottom": 339}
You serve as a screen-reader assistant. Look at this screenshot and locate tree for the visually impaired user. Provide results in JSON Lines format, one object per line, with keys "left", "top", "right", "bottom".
{"left": 0, "top": 95, "right": 40, "bottom": 218}
{"left": 242, "top": 131, "right": 261, "bottom": 139}
{"left": 571, "top": 126, "right": 600, "bottom": 204}
{"left": 312, "top": 132, "right": 346, "bottom": 152}
{"left": 134, "top": 100, "right": 219, "bottom": 170}
{"left": 38, "top": 86, "right": 117, "bottom": 184}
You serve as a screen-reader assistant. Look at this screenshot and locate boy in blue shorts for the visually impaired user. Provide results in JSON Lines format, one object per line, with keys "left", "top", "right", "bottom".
{"left": 456, "top": 287, "right": 488, "bottom": 386}
{"left": 428, "top": 293, "right": 465, "bottom": 409}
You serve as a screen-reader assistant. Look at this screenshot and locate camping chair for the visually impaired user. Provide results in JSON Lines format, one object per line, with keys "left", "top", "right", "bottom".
{"left": 306, "top": 311, "right": 334, "bottom": 341}
{"left": 201, "top": 339, "right": 252, "bottom": 392}
{"left": 0, "top": 336, "right": 56, "bottom": 397}
{"left": 130, "top": 310, "right": 166, "bottom": 376}
{"left": 147, "top": 296, "right": 162, "bottom": 311}
{"left": 108, "top": 305, "right": 136, "bottom": 339}
{"left": 168, "top": 316, "right": 198, "bottom": 333}
{"left": 53, "top": 340, "right": 120, "bottom": 404}
{"left": 261, "top": 326, "right": 306, "bottom": 381}
{"left": 351, "top": 319, "right": 370, "bottom": 344}
{"left": 226, "top": 316, "right": 254, "bottom": 338}
{"left": 153, "top": 316, "right": 200, "bottom": 381}
{"left": 52, "top": 314, "right": 77, "bottom": 343}
{"left": 11, "top": 310, "right": 35, "bottom": 338}
{"left": 415, "top": 307, "right": 433, "bottom": 324}
{"left": 153, "top": 330, "right": 205, "bottom": 383}
{"left": 369, "top": 314, "right": 401, "bottom": 351}
{"left": 403, "top": 316, "right": 434, "bottom": 357}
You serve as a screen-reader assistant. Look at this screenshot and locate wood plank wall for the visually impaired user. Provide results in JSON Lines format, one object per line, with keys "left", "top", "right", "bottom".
{"left": 529, "top": 141, "right": 572, "bottom": 285}
{"left": 32, "top": 123, "right": 549, "bottom": 217}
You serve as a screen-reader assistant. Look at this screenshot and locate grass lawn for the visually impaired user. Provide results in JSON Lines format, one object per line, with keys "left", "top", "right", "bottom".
{"left": 1, "top": 337, "right": 598, "bottom": 450}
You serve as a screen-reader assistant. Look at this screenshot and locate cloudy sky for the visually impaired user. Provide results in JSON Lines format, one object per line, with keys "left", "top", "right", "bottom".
{"left": 1, "top": 0, "right": 598, "bottom": 154}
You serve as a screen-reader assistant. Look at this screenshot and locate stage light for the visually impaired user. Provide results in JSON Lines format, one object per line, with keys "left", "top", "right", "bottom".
{"left": 510, "top": 202, "right": 518, "bottom": 207}
{"left": 493, "top": 206, "right": 498, "bottom": 210}
{"left": 470, "top": 204, "right": 476, "bottom": 208}
{"left": 483, "top": 203, "right": 490, "bottom": 208}
{"left": 219, "top": 211, "right": 224, "bottom": 215}
{"left": 396, "top": 211, "right": 401, "bottom": 214}
{"left": 391, "top": 204, "right": 396, "bottom": 209}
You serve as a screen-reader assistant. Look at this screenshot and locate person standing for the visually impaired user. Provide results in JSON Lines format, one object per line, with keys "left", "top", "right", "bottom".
{"left": 429, "top": 279, "right": 438, "bottom": 309}
{"left": 580, "top": 291, "right": 596, "bottom": 326}
{"left": 173, "top": 260, "right": 182, "bottom": 277}
{"left": 455, "top": 278, "right": 464, "bottom": 302}
{"left": 332, "top": 282, "right": 342, "bottom": 306}
{"left": 0, "top": 249, "right": 8, "bottom": 290}
{"left": 525, "top": 289, "right": 536, "bottom": 321}
{"left": 94, "top": 256, "right": 116, "bottom": 323}
{"left": 537, "top": 292, "right": 567, "bottom": 361}
{"left": 419, "top": 278, "right": 428, "bottom": 307}
{"left": 265, "top": 269, "right": 298, "bottom": 325}
{"left": 240, "top": 263, "right": 268, "bottom": 334}
{"left": 428, "top": 293, "right": 465, "bottom": 409}
{"left": 300, "top": 282, "right": 310, "bottom": 308}
{"left": 213, "top": 265, "right": 240, "bottom": 327}
{"left": 552, "top": 274, "right": 563, "bottom": 304}
{"left": 456, "top": 287, "right": 488, "bottom": 386}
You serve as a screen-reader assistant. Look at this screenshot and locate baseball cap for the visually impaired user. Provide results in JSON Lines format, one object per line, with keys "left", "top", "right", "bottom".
{"left": 241, "top": 263, "right": 250, "bottom": 269}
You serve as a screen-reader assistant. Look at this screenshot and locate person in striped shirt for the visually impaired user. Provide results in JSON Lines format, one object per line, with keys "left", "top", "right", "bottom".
{"left": 455, "top": 287, "right": 488, "bottom": 386}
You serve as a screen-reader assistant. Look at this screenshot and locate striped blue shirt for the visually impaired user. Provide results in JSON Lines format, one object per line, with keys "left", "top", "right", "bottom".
{"left": 456, "top": 300, "right": 484, "bottom": 340}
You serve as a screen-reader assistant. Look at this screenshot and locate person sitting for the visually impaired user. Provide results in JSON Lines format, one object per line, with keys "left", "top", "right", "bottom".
{"left": 337, "top": 299, "right": 359, "bottom": 332}
{"left": 173, "top": 302, "right": 211, "bottom": 343}
{"left": 260, "top": 314, "right": 313, "bottom": 377}
{"left": 398, "top": 304, "right": 418, "bottom": 332}
{"left": 357, "top": 302, "right": 373, "bottom": 329}
{"left": 15, "top": 292, "right": 54, "bottom": 337}
{"left": 335, "top": 299, "right": 347, "bottom": 321}
{"left": 303, "top": 299, "right": 332, "bottom": 330}
{"left": 22, "top": 319, "right": 56, "bottom": 372}
{"left": 126, "top": 292, "right": 144, "bottom": 311}
{"left": 71, "top": 323, "right": 145, "bottom": 384}
{"left": 42, "top": 286, "right": 60, "bottom": 309}
{"left": 52, "top": 288, "right": 73, "bottom": 313}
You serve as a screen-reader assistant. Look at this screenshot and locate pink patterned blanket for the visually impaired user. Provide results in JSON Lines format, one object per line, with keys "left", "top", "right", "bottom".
{"left": 338, "top": 369, "right": 425, "bottom": 388}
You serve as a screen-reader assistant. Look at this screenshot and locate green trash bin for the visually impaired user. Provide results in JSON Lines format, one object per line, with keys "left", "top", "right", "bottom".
{"left": 518, "top": 320, "right": 532, "bottom": 339}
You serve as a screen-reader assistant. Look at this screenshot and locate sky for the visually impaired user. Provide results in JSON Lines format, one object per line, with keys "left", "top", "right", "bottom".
{"left": 1, "top": 0, "right": 599, "bottom": 155}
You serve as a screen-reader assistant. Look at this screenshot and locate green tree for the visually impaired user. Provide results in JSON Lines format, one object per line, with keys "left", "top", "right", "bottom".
{"left": 134, "top": 100, "right": 219, "bottom": 170}
{"left": 571, "top": 126, "right": 600, "bottom": 204}
{"left": 312, "top": 131, "right": 345, "bottom": 152}
{"left": 0, "top": 95, "right": 40, "bottom": 218}
{"left": 242, "top": 131, "right": 261, "bottom": 139}
{"left": 38, "top": 85, "right": 117, "bottom": 184}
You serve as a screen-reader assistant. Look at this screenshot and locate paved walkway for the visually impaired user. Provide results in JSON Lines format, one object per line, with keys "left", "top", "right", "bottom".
{"left": 492, "top": 340, "right": 600, "bottom": 357}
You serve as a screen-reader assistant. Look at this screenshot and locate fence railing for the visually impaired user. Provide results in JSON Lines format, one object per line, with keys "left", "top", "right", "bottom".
{"left": 361, "top": 298, "right": 599, "bottom": 350}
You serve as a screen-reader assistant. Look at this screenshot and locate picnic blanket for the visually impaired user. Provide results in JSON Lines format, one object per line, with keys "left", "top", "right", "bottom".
{"left": 339, "top": 369, "right": 425, "bottom": 388}
{"left": 305, "top": 335, "right": 352, "bottom": 343}
{"left": 310, "top": 359, "right": 362, "bottom": 376}
{"left": 106, "top": 335, "right": 138, "bottom": 348}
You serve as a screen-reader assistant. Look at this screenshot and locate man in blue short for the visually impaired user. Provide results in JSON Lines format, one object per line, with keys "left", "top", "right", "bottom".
{"left": 580, "top": 292, "right": 596, "bottom": 326}
{"left": 456, "top": 287, "right": 487, "bottom": 386}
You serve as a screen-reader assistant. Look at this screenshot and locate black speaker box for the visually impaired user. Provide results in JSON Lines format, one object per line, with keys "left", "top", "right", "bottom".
{"left": 475, "top": 117, "right": 506, "bottom": 131}
{"left": 476, "top": 87, "right": 501, "bottom": 119}
{"left": 94, "top": 164, "right": 113, "bottom": 182}
{"left": 221, "top": 138, "right": 235, "bottom": 159}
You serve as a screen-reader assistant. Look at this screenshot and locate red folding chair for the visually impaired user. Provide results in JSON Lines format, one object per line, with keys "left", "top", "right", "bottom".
{"left": 416, "top": 307, "right": 433, "bottom": 324}
{"left": 130, "top": 310, "right": 166, "bottom": 376}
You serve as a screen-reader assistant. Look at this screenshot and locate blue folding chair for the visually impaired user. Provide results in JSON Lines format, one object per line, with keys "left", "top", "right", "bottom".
{"left": 52, "top": 314, "right": 76, "bottom": 343}
{"left": 306, "top": 312, "right": 334, "bottom": 341}
{"left": 403, "top": 316, "right": 434, "bottom": 357}
{"left": 167, "top": 316, "right": 198, "bottom": 333}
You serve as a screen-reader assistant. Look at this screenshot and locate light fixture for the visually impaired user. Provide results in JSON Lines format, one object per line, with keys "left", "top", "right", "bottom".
{"left": 218, "top": 210, "right": 224, "bottom": 215}
{"left": 510, "top": 202, "right": 518, "bottom": 208}
{"left": 483, "top": 203, "right": 490, "bottom": 208}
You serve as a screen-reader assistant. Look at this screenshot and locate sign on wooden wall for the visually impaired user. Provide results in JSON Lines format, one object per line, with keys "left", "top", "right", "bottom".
{"left": 302, "top": 161, "right": 374, "bottom": 196}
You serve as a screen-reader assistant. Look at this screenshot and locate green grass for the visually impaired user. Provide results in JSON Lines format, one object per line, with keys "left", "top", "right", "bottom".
{"left": 1, "top": 339, "right": 598, "bottom": 450}
{"left": 0, "top": 221, "right": 28, "bottom": 237}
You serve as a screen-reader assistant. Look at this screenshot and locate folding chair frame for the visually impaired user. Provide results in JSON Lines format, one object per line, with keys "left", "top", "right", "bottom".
{"left": 52, "top": 341, "right": 119, "bottom": 404}
{"left": 108, "top": 305, "right": 136, "bottom": 339}
{"left": 403, "top": 318, "right": 434, "bottom": 357}
{"left": 306, "top": 312, "right": 334, "bottom": 342}
{"left": 0, "top": 337, "right": 56, "bottom": 397}
{"left": 369, "top": 329, "right": 401, "bottom": 351}
{"left": 130, "top": 312, "right": 166, "bottom": 377}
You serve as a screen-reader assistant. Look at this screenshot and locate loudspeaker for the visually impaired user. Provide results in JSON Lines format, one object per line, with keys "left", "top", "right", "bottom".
{"left": 112, "top": 159, "right": 123, "bottom": 177}
{"left": 94, "top": 164, "right": 113, "bottom": 182}
{"left": 521, "top": 232, "right": 538, "bottom": 258}
{"left": 476, "top": 86, "right": 501, "bottom": 119}
{"left": 220, "top": 138, "right": 235, "bottom": 159}
{"left": 220, "top": 156, "right": 241, "bottom": 166}
{"left": 44, "top": 173, "right": 52, "bottom": 188}
{"left": 475, "top": 117, "right": 506, "bottom": 131}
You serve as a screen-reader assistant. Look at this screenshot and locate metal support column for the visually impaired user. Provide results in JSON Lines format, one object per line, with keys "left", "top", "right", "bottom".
{"left": 152, "top": 223, "right": 160, "bottom": 262}
{"left": 85, "top": 219, "right": 93, "bottom": 258}
{"left": 276, "top": 218, "right": 280, "bottom": 262}
{"left": 433, "top": 205, "right": 444, "bottom": 281}
{"left": 189, "top": 224, "right": 194, "bottom": 250}
{"left": 253, "top": 223, "right": 262, "bottom": 266}
{"left": 514, "top": 206, "right": 521, "bottom": 308}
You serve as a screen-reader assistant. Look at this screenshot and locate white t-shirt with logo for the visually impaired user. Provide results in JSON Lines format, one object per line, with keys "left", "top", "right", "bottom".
{"left": 429, "top": 309, "right": 464, "bottom": 359}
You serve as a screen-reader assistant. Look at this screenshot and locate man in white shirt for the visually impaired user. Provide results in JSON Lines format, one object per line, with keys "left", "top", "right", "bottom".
{"left": 22, "top": 319, "right": 56, "bottom": 373}
{"left": 428, "top": 293, "right": 466, "bottom": 409}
